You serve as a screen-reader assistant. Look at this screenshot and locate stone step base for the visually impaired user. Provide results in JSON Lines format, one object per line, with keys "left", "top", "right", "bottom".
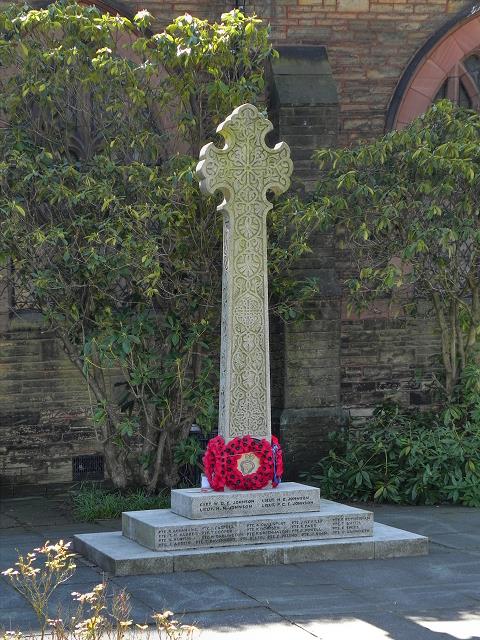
{"left": 122, "top": 499, "right": 373, "bottom": 551}
{"left": 74, "top": 522, "right": 428, "bottom": 577}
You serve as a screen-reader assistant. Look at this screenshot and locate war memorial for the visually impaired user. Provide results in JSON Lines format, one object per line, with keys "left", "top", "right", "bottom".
{"left": 74, "top": 105, "right": 427, "bottom": 575}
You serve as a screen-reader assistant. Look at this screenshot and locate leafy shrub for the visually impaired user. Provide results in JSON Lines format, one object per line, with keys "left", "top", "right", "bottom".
{"left": 71, "top": 485, "right": 170, "bottom": 522}
{"left": 174, "top": 436, "right": 205, "bottom": 487}
{"left": 303, "top": 370, "right": 480, "bottom": 507}
{"left": 0, "top": 1, "right": 318, "bottom": 491}
{"left": 174, "top": 437, "right": 204, "bottom": 468}
{"left": 313, "top": 100, "right": 480, "bottom": 398}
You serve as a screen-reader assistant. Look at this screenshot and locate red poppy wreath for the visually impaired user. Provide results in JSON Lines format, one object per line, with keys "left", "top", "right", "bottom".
{"left": 203, "top": 434, "right": 283, "bottom": 491}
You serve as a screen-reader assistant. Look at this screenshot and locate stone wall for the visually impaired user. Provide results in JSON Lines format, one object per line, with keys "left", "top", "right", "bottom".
{"left": 0, "top": 317, "right": 100, "bottom": 495}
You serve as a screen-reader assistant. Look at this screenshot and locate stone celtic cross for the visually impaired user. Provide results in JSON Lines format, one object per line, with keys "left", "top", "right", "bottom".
{"left": 196, "top": 104, "right": 293, "bottom": 442}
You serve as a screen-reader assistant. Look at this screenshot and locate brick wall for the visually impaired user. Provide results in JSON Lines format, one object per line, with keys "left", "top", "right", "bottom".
{"left": 127, "top": 0, "right": 473, "bottom": 146}
{"left": 265, "top": 1, "right": 472, "bottom": 474}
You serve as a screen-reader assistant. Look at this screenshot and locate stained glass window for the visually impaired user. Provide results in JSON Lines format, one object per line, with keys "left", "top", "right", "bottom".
{"left": 464, "top": 54, "right": 480, "bottom": 90}
{"left": 433, "top": 54, "right": 480, "bottom": 111}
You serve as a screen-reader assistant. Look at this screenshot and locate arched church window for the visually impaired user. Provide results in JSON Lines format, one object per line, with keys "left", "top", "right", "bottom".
{"left": 433, "top": 79, "right": 448, "bottom": 102}
{"left": 387, "top": 8, "right": 480, "bottom": 130}
{"left": 459, "top": 79, "right": 473, "bottom": 108}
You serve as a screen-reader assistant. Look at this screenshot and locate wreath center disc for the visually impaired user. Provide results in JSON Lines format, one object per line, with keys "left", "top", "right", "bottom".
{"left": 237, "top": 452, "right": 260, "bottom": 476}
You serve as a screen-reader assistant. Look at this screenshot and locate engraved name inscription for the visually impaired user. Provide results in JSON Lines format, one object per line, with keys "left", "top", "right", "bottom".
{"left": 196, "top": 494, "right": 317, "bottom": 514}
{"left": 155, "top": 513, "right": 372, "bottom": 551}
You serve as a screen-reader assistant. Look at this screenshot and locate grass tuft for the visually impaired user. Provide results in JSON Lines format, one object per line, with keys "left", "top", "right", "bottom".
{"left": 72, "top": 484, "right": 170, "bottom": 521}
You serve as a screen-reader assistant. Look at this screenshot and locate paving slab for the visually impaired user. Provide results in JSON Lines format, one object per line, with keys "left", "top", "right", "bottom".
{"left": 358, "top": 583, "right": 480, "bottom": 614}
{"left": 296, "top": 550, "right": 480, "bottom": 588}
{"left": 112, "top": 572, "right": 260, "bottom": 614}
{"left": 295, "top": 611, "right": 466, "bottom": 640}
{"left": 406, "top": 610, "right": 480, "bottom": 640}
{"left": 0, "top": 513, "right": 18, "bottom": 529}
{"left": 0, "top": 578, "right": 30, "bottom": 610}
{"left": 371, "top": 513, "right": 480, "bottom": 538}
{"left": 0, "top": 496, "right": 479, "bottom": 639}
{"left": 1, "top": 497, "right": 72, "bottom": 527}
{"left": 0, "top": 531, "right": 43, "bottom": 545}
{"left": 46, "top": 582, "right": 156, "bottom": 623}
{"left": 207, "top": 563, "right": 336, "bottom": 589}
{"left": 230, "top": 582, "right": 376, "bottom": 615}
{"left": 0, "top": 579, "right": 40, "bottom": 631}
{"left": 0, "top": 606, "right": 39, "bottom": 632}
{"left": 0, "top": 536, "right": 45, "bottom": 568}
{"left": 264, "top": 585, "right": 382, "bottom": 617}
{"left": 429, "top": 531, "right": 480, "bottom": 551}
{"left": 373, "top": 504, "right": 480, "bottom": 535}
{"left": 64, "top": 564, "right": 107, "bottom": 584}
{"left": 178, "top": 607, "right": 314, "bottom": 640}
{"left": 30, "top": 520, "right": 122, "bottom": 538}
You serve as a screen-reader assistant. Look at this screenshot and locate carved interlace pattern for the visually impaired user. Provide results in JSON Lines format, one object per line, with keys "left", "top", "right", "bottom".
{"left": 197, "top": 104, "right": 292, "bottom": 439}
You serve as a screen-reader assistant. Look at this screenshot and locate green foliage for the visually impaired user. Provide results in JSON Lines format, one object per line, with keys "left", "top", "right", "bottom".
{"left": 174, "top": 436, "right": 204, "bottom": 468}
{"left": 313, "top": 100, "right": 480, "bottom": 396}
{"left": 173, "top": 436, "right": 204, "bottom": 487}
{"left": 303, "top": 366, "right": 480, "bottom": 507}
{"left": 71, "top": 484, "right": 170, "bottom": 521}
{"left": 0, "top": 1, "right": 318, "bottom": 489}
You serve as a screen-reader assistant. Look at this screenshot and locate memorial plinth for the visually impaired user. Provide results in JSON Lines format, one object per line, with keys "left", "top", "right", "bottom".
{"left": 123, "top": 502, "right": 373, "bottom": 552}
{"left": 171, "top": 482, "right": 320, "bottom": 519}
{"left": 74, "top": 494, "right": 428, "bottom": 576}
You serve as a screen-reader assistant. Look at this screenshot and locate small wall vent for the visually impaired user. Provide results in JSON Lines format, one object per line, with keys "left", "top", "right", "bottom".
{"left": 72, "top": 455, "right": 104, "bottom": 481}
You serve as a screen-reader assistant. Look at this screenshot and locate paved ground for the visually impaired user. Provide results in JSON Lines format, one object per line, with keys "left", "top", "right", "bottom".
{"left": 1, "top": 494, "right": 479, "bottom": 639}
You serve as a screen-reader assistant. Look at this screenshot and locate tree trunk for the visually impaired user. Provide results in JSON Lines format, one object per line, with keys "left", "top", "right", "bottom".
{"left": 432, "top": 292, "right": 457, "bottom": 398}
{"left": 103, "top": 439, "right": 130, "bottom": 489}
{"left": 145, "top": 417, "right": 194, "bottom": 492}
{"left": 58, "top": 333, "right": 137, "bottom": 488}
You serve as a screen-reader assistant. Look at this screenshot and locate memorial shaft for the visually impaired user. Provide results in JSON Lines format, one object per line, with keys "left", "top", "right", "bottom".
{"left": 219, "top": 194, "right": 270, "bottom": 440}
{"left": 196, "top": 104, "right": 293, "bottom": 442}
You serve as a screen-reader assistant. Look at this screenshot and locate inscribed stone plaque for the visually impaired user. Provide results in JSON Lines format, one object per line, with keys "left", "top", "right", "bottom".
{"left": 171, "top": 482, "right": 321, "bottom": 519}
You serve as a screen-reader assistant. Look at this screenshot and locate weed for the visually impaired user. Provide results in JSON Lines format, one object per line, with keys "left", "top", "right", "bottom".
{"left": 1, "top": 542, "right": 196, "bottom": 640}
